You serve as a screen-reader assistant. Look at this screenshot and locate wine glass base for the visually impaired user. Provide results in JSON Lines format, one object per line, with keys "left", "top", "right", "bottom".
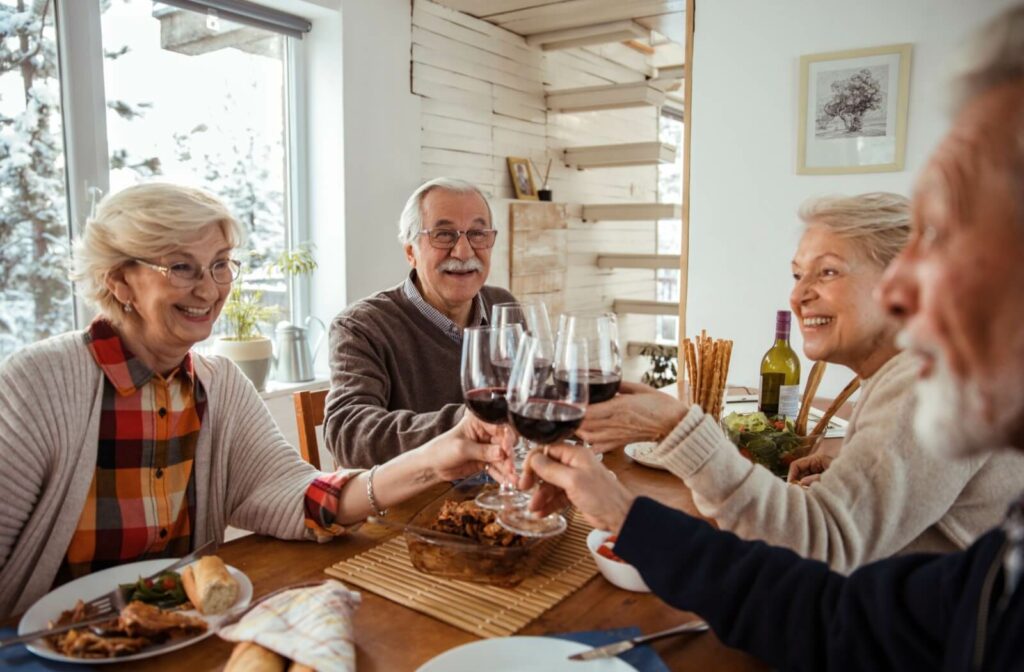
{"left": 475, "top": 488, "right": 531, "bottom": 511}
{"left": 497, "top": 507, "right": 568, "bottom": 538}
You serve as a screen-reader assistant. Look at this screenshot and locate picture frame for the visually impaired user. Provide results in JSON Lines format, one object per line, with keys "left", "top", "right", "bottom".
{"left": 797, "top": 43, "right": 912, "bottom": 174}
{"left": 506, "top": 157, "right": 538, "bottom": 200}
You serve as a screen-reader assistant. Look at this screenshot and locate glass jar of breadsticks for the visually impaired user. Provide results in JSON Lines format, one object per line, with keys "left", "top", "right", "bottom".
{"left": 682, "top": 330, "right": 733, "bottom": 422}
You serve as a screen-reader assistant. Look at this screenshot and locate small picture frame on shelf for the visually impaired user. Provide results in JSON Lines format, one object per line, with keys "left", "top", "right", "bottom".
{"left": 797, "top": 43, "right": 912, "bottom": 174}
{"left": 506, "top": 157, "right": 538, "bottom": 200}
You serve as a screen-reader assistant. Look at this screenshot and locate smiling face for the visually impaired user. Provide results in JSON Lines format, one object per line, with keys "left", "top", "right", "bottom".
{"left": 404, "top": 188, "right": 492, "bottom": 322}
{"left": 790, "top": 224, "right": 899, "bottom": 377}
{"left": 108, "top": 224, "right": 233, "bottom": 373}
{"left": 879, "top": 84, "right": 1024, "bottom": 456}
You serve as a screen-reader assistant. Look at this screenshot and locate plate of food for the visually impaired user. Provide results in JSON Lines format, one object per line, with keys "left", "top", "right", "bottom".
{"left": 18, "top": 555, "right": 252, "bottom": 664}
{"left": 623, "top": 442, "right": 666, "bottom": 470}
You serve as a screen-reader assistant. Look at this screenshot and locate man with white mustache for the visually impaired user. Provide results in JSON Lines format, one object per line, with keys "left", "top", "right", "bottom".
{"left": 518, "top": 7, "right": 1024, "bottom": 669}
{"left": 324, "top": 178, "right": 516, "bottom": 468}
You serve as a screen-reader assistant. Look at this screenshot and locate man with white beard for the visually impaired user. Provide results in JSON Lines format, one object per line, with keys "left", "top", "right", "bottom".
{"left": 324, "top": 178, "right": 515, "bottom": 468}
{"left": 518, "top": 7, "right": 1024, "bottom": 669}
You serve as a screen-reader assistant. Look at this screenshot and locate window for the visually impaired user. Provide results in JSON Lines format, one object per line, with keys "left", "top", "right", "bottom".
{"left": 0, "top": 0, "right": 73, "bottom": 357}
{"left": 656, "top": 111, "right": 684, "bottom": 344}
{"left": 0, "top": 0, "right": 308, "bottom": 357}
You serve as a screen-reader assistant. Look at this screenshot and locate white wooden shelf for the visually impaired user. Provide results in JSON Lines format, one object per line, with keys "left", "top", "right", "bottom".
{"left": 612, "top": 299, "right": 680, "bottom": 316}
{"left": 525, "top": 19, "right": 649, "bottom": 52}
{"left": 581, "top": 202, "right": 681, "bottom": 222}
{"left": 564, "top": 142, "right": 676, "bottom": 169}
{"left": 597, "top": 253, "right": 680, "bottom": 270}
{"left": 546, "top": 81, "right": 666, "bottom": 113}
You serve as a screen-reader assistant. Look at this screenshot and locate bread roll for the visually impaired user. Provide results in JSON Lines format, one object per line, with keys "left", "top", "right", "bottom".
{"left": 181, "top": 556, "right": 239, "bottom": 615}
{"left": 224, "top": 642, "right": 287, "bottom": 672}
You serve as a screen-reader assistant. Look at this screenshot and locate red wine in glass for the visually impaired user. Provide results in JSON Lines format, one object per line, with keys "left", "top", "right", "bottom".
{"left": 464, "top": 387, "right": 509, "bottom": 424}
{"left": 555, "top": 369, "right": 622, "bottom": 404}
{"left": 509, "top": 399, "right": 585, "bottom": 444}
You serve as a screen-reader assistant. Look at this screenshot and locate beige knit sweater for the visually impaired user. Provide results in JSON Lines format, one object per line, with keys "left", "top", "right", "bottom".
{"left": 0, "top": 332, "right": 344, "bottom": 618}
{"left": 651, "top": 351, "right": 1024, "bottom": 574}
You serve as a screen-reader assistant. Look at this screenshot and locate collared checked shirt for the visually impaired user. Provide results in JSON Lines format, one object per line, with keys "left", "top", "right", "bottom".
{"left": 58, "top": 320, "right": 349, "bottom": 584}
{"left": 402, "top": 270, "right": 488, "bottom": 344}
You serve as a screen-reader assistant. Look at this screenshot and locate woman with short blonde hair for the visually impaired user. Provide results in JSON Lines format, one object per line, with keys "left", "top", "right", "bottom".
{"left": 0, "top": 183, "right": 509, "bottom": 618}
{"left": 573, "top": 190, "right": 1024, "bottom": 574}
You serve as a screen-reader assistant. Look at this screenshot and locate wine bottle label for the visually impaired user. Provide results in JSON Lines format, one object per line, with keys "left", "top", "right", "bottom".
{"left": 778, "top": 384, "right": 800, "bottom": 417}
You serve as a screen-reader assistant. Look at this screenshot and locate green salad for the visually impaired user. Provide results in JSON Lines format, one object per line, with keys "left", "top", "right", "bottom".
{"left": 118, "top": 570, "right": 188, "bottom": 608}
{"left": 722, "top": 411, "right": 805, "bottom": 478}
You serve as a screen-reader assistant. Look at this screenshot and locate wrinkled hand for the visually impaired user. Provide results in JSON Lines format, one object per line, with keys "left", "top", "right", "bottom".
{"left": 518, "top": 444, "right": 636, "bottom": 532}
{"left": 577, "top": 381, "right": 688, "bottom": 453}
{"left": 429, "top": 413, "right": 516, "bottom": 483}
{"left": 787, "top": 452, "right": 834, "bottom": 486}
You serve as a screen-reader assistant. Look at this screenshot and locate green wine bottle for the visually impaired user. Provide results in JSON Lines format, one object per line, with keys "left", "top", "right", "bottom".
{"left": 758, "top": 310, "right": 801, "bottom": 418}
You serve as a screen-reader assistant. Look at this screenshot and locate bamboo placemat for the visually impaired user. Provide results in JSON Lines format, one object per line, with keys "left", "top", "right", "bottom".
{"left": 324, "top": 516, "right": 597, "bottom": 638}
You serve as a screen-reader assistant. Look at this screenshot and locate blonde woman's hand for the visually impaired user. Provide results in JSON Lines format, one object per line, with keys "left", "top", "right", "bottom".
{"left": 787, "top": 453, "right": 834, "bottom": 486}
{"left": 577, "top": 382, "right": 688, "bottom": 453}
{"left": 427, "top": 413, "right": 516, "bottom": 483}
{"left": 519, "top": 444, "right": 636, "bottom": 532}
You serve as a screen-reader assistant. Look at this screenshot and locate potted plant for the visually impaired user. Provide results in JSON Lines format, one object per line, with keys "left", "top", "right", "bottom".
{"left": 639, "top": 343, "right": 678, "bottom": 389}
{"left": 212, "top": 245, "right": 317, "bottom": 391}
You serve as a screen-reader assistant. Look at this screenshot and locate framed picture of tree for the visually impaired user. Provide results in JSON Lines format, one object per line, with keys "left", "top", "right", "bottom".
{"left": 797, "top": 44, "right": 912, "bottom": 174}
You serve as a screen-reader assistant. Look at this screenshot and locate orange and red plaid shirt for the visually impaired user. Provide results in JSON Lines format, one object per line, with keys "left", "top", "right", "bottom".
{"left": 58, "top": 320, "right": 347, "bottom": 583}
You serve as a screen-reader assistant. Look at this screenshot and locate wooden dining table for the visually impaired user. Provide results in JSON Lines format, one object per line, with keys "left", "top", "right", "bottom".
{"left": 39, "top": 448, "right": 785, "bottom": 671}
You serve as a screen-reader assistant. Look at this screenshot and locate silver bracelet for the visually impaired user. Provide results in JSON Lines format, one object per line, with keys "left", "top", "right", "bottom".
{"left": 366, "top": 464, "right": 388, "bottom": 517}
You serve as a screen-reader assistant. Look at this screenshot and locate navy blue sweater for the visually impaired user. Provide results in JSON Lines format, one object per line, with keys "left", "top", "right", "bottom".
{"left": 616, "top": 497, "right": 1024, "bottom": 671}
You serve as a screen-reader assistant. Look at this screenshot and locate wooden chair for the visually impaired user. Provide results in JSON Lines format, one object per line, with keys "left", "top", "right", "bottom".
{"left": 293, "top": 389, "right": 329, "bottom": 470}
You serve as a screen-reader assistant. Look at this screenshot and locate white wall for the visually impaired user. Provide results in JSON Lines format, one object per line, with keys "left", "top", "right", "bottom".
{"left": 687, "top": 0, "right": 1016, "bottom": 398}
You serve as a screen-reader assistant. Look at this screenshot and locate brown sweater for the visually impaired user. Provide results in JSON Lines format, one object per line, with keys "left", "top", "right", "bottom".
{"left": 324, "top": 281, "right": 516, "bottom": 468}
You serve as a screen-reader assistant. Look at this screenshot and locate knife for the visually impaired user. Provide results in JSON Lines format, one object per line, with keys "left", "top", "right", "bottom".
{"left": 567, "top": 620, "right": 710, "bottom": 661}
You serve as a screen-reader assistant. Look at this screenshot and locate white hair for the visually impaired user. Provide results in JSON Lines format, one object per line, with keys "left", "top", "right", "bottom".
{"left": 397, "top": 177, "right": 492, "bottom": 246}
{"left": 70, "top": 183, "right": 244, "bottom": 325}
{"left": 953, "top": 4, "right": 1024, "bottom": 113}
{"left": 797, "top": 192, "right": 911, "bottom": 268}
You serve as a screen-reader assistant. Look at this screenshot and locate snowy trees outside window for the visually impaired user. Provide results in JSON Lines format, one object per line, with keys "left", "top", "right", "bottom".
{"left": 0, "top": 1, "right": 293, "bottom": 357}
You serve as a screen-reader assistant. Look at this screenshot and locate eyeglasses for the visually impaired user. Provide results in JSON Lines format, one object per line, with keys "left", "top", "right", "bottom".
{"left": 419, "top": 228, "right": 498, "bottom": 250}
{"left": 134, "top": 258, "right": 241, "bottom": 288}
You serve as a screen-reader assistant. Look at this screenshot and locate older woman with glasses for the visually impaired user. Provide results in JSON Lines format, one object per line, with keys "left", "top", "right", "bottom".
{"left": 0, "top": 183, "right": 510, "bottom": 618}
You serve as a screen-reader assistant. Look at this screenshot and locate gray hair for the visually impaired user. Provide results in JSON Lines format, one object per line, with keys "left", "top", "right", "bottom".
{"left": 798, "top": 192, "right": 911, "bottom": 268}
{"left": 951, "top": 4, "right": 1024, "bottom": 224}
{"left": 953, "top": 5, "right": 1024, "bottom": 112}
{"left": 397, "top": 177, "right": 492, "bottom": 246}
{"left": 70, "top": 183, "right": 244, "bottom": 325}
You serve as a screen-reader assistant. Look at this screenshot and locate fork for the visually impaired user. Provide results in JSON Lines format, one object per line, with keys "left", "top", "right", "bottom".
{"left": 82, "top": 539, "right": 216, "bottom": 616}
{"left": 0, "top": 539, "right": 217, "bottom": 648}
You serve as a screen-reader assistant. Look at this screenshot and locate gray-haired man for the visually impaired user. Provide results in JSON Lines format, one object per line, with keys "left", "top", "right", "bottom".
{"left": 324, "top": 178, "right": 516, "bottom": 468}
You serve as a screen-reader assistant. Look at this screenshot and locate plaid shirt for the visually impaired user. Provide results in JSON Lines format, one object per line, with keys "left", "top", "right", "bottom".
{"left": 59, "top": 319, "right": 205, "bottom": 582}
{"left": 59, "top": 320, "right": 348, "bottom": 583}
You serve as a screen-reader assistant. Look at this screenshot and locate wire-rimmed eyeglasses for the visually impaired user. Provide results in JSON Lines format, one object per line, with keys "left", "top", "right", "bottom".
{"left": 419, "top": 228, "right": 498, "bottom": 250}
{"left": 134, "top": 258, "right": 241, "bottom": 288}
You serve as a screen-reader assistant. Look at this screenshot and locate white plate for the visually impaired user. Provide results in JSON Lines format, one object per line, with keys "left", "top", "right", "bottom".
{"left": 19, "top": 558, "right": 253, "bottom": 664}
{"left": 417, "top": 636, "right": 638, "bottom": 671}
{"left": 624, "top": 442, "right": 666, "bottom": 471}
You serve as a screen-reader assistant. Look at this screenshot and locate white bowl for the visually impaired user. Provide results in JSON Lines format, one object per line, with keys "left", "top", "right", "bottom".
{"left": 586, "top": 529, "right": 650, "bottom": 592}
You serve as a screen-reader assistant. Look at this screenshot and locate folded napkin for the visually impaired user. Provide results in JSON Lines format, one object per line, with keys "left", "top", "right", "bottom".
{"left": 0, "top": 627, "right": 86, "bottom": 671}
{"left": 218, "top": 580, "right": 361, "bottom": 671}
{"left": 552, "top": 627, "right": 671, "bottom": 672}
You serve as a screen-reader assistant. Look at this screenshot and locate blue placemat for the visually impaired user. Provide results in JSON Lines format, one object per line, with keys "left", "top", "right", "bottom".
{"left": 552, "top": 627, "right": 671, "bottom": 672}
{"left": 0, "top": 627, "right": 89, "bottom": 671}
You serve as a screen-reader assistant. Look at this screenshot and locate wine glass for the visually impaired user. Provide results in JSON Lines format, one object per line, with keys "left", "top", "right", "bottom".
{"left": 461, "top": 324, "right": 528, "bottom": 510}
{"left": 557, "top": 312, "right": 622, "bottom": 449}
{"left": 491, "top": 300, "right": 556, "bottom": 467}
{"left": 499, "top": 332, "right": 589, "bottom": 537}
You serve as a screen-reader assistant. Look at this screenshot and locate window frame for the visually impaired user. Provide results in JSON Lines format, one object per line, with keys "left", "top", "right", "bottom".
{"left": 53, "top": 0, "right": 311, "bottom": 329}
